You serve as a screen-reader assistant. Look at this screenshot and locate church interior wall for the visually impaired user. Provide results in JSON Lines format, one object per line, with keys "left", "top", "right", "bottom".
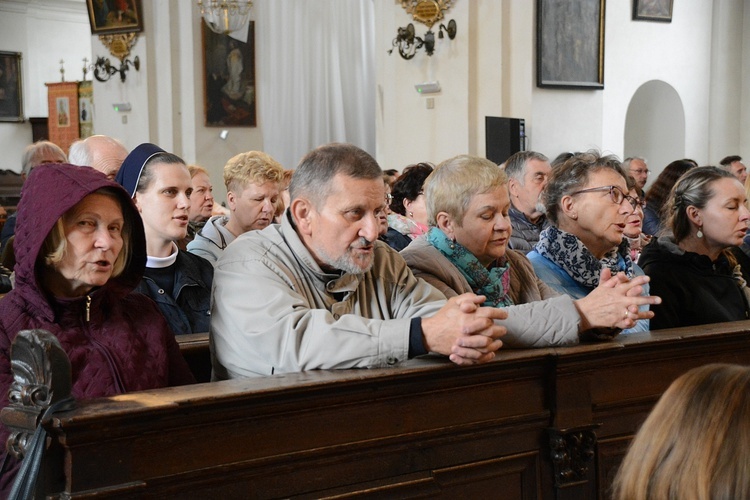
{"left": 0, "top": 0, "right": 747, "bottom": 206}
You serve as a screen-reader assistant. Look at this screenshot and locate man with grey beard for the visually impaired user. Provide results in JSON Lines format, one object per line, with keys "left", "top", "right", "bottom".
{"left": 505, "top": 151, "right": 552, "bottom": 253}
{"left": 210, "top": 143, "right": 506, "bottom": 379}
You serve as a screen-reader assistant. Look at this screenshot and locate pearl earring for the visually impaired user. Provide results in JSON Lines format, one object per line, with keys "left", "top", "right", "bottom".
{"left": 449, "top": 237, "right": 456, "bottom": 250}
{"left": 408, "top": 211, "right": 413, "bottom": 217}
{"left": 696, "top": 226, "right": 703, "bottom": 239}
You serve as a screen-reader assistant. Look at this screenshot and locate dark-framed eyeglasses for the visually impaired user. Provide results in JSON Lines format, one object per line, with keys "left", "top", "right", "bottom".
{"left": 569, "top": 185, "right": 646, "bottom": 209}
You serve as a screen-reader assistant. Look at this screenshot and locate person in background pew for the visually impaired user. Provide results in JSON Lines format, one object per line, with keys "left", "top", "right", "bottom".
{"left": 642, "top": 159, "right": 696, "bottom": 236}
{"left": 0, "top": 163, "right": 195, "bottom": 496}
{"left": 211, "top": 143, "right": 506, "bottom": 379}
{"left": 638, "top": 166, "right": 750, "bottom": 329}
{"left": 401, "top": 155, "right": 658, "bottom": 347}
{"left": 68, "top": 134, "right": 129, "bottom": 181}
{"left": 187, "top": 151, "right": 284, "bottom": 264}
{"left": 386, "top": 162, "right": 433, "bottom": 250}
{"left": 527, "top": 151, "right": 652, "bottom": 333}
{"left": 0, "top": 140, "right": 67, "bottom": 255}
{"left": 612, "top": 363, "right": 750, "bottom": 500}
{"left": 116, "top": 143, "right": 214, "bottom": 335}
{"left": 178, "top": 164, "right": 215, "bottom": 250}
{"left": 623, "top": 175, "right": 650, "bottom": 262}
{"left": 275, "top": 168, "right": 294, "bottom": 223}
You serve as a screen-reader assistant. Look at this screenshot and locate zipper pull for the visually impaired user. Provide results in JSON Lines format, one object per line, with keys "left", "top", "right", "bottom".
{"left": 85, "top": 294, "right": 91, "bottom": 322}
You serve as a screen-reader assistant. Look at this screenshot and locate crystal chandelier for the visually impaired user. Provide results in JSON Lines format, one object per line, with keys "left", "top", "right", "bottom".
{"left": 197, "top": 0, "right": 253, "bottom": 35}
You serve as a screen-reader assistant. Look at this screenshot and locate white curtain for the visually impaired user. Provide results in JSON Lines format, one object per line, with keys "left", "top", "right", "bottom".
{"left": 254, "top": 0, "right": 376, "bottom": 170}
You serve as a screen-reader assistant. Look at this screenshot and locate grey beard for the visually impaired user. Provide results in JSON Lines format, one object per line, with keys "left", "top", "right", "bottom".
{"left": 316, "top": 237, "right": 374, "bottom": 275}
{"left": 535, "top": 200, "right": 547, "bottom": 215}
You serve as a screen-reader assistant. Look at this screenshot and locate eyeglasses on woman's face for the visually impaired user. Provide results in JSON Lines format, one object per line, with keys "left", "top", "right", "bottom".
{"left": 569, "top": 185, "right": 646, "bottom": 210}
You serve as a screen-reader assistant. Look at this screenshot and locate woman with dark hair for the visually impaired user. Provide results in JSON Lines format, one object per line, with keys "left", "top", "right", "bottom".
{"left": 639, "top": 166, "right": 750, "bottom": 329}
{"left": 0, "top": 163, "right": 195, "bottom": 495}
{"left": 386, "top": 162, "right": 433, "bottom": 250}
{"left": 642, "top": 159, "right": 696, "bottom": 236}
{"left": 116, "top": 143, "right": 214, "bottom": 335}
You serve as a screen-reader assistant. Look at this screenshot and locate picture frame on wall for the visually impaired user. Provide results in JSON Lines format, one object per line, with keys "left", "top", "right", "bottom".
{"left": 536, "top": 0, "right": 605, "bottom": 89}
{"left": 202, "top": 22, "right": 257, "bottom": 127}
{"left": 633, "top": 0, "right": 674, "bottom": 22}
{"left": 0, "top": 51, "right": 23, "bottom": 122}
{"left": 85, "top": 0, "right": 144, "bottom": 35}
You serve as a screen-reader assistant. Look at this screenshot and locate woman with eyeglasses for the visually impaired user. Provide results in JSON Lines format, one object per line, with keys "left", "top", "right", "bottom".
{"left": 527, "top": 151, "right": 652, "bottom": 333}
{"left": 624, "top": 175, "right": 651, "bottom": 262}
{"left": 638, "top": 166, "right": 750, "bottom": 329}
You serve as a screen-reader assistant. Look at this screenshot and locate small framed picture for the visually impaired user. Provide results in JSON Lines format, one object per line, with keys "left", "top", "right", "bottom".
{"left": 0, "top": 51, "right": 23, "bottom": 122}
{"left": 86, "top": 0, "right": 144, "bottom": 35}
{"left": 633, "top": 0, "right": 674, "bottom": 23}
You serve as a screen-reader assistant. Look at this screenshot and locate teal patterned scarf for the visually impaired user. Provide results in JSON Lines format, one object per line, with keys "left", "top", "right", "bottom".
{"left": 427, "top": 227, "right": 514, "bottom": 307}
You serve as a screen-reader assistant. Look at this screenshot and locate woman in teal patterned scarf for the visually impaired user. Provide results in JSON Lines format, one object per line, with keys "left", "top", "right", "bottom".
{"left": 401, "top": 154, "right": 661, "bottom": 347}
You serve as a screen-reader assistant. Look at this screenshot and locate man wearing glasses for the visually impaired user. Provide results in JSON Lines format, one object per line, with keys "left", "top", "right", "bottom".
{"left": 623, "top": 157, "right": 649, "bottom": 198}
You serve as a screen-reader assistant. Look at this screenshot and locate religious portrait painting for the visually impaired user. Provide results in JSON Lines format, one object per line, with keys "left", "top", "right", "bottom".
{"left": 86, "top": 0, "right": 144, "bottom": 35}
{"left": 202, "top": 22, "right": 256, "bottom": 127}
{"left": 56, "top": 97, "right": 70, "bottom": 127}
{"left": 0, "top": 51, "right": 23, "bottom": 122}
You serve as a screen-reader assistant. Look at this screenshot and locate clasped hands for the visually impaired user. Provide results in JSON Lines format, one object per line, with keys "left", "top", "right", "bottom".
{"left": 421, "top": 294, "right": 507, "bottom": 366}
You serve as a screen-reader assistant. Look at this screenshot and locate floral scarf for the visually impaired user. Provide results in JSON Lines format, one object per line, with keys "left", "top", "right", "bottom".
{"left": 388, "top": 213, "right": 428, "bottom": 240}
{"left": 535, "top": 225, "right": 634, "bottom": 289}
{"left": 427, "top": 227, "right": 513, "bottom": 307}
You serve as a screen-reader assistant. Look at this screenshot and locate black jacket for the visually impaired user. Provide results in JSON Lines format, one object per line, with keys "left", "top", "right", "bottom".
{"left": 136, "top": 250, "right": 213, "bottom": 334}
{"left": 638, "top": 236, "right": 749, "bottom": 329}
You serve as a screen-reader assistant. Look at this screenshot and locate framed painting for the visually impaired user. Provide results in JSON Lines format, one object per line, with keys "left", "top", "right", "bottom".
{"left": 0, "top": 51, "right": 23, "bottom": 122}
{"left": 633, "top": 0, "right": 673, "bottom": 22}
{"left": 536, "top": 0, "right": 605, "bottom": 89}
{"left": 86, "top": 0, "right": 144, "bottom": 35}
{"left": 202, "top": 22, "right": 256, "bottom": 127}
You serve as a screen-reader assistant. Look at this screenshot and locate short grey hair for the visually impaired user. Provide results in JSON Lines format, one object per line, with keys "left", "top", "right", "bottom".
{"left": 425, "top": 155, "right": 507, "bottom": 227}
{"left": 543, "top": 150, "right": 626, "bottom": 226}
{"left": 22, "top": 140, "right": 66, "bottom": 177}
{"left": 68, "top": 135, "right": 127, "bottom": 167}
{"left": 289, "top": 143, "right": 382, "bottom": 209}
{"left": 504, "top": 151, "right": 549, "bottom": 184}
{"left": 623, "top": 157, "right": 648, "bottom": 170}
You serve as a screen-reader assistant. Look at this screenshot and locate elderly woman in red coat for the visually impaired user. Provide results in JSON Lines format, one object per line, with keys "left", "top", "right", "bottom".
{"left": 0, "top": 163, "right": 195, "bottom": 494}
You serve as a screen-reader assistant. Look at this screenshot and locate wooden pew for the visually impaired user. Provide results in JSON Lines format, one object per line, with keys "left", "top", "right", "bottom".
{"left": 4, "top": 322, "right": 750, "bottom": 499}
{"left": 176, "top": 332, "right": 211, "bottom": 383}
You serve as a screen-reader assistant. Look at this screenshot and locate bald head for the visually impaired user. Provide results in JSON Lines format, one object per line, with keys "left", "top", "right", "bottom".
{"left": 69, "top": 135, "right": 128, "bottom": 180}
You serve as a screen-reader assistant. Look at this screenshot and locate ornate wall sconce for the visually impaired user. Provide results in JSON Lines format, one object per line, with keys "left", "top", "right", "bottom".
{"left": 93, "top": 33, "right": 140, "bottom": 83}
{"left": 93, "top": 55, "right": 140, "bottom": 83}
{"left": 388, "top": 0, "right": 457, "bottom": 60}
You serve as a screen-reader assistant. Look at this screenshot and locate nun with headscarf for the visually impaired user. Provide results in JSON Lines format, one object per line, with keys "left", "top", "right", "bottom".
{"left": 116, "top": 143, "right": 213, "bottom": 335}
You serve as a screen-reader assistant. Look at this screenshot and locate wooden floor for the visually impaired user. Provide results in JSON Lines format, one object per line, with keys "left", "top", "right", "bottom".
{"left": 6, "top": 321, "right": 750, "bottom": 499}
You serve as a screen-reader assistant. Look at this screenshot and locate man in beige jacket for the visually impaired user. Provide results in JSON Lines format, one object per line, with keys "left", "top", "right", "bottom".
{"left": 210, "top": 143, "right": 506, "bottom": 379}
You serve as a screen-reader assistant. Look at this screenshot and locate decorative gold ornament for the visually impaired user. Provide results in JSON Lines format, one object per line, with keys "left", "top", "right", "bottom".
{"left": 400, "top": 0, "right": 456, "bottom": 29}
{"left": 98, "top": 33, "right": 138, "bottom": 61}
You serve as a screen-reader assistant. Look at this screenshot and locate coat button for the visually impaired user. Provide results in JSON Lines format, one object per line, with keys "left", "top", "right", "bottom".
{"left": 387, "top": 357, "right": 398, "bottom": 365}
{"left": 333, "top": 313, "right": 340, "bottom": 320}
{"left": 158, "top": 288, "right": 165, "bottom": 295}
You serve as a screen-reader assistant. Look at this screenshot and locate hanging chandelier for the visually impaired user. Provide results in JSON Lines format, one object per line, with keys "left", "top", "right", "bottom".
{"left": 197, "top": 0, "right": 253, "bottom": 35}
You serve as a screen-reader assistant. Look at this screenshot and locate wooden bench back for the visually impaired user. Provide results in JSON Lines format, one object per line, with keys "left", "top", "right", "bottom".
{"left": 3, "top": 322, "right": 750, "bottom": 498}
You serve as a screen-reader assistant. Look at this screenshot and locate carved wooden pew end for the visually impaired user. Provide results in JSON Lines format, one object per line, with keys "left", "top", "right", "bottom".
{"left": 1, "top": 329, "right": 74, "bottom": 460}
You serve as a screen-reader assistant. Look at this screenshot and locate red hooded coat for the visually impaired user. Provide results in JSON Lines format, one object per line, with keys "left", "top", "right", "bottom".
{"left": 0, "top": 163, "right": 195, "bottom": 493}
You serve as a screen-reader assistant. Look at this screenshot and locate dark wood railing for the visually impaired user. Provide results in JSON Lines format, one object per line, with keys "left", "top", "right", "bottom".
{"left": 3, "top": 322, "right": 750, "bottom": 499}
